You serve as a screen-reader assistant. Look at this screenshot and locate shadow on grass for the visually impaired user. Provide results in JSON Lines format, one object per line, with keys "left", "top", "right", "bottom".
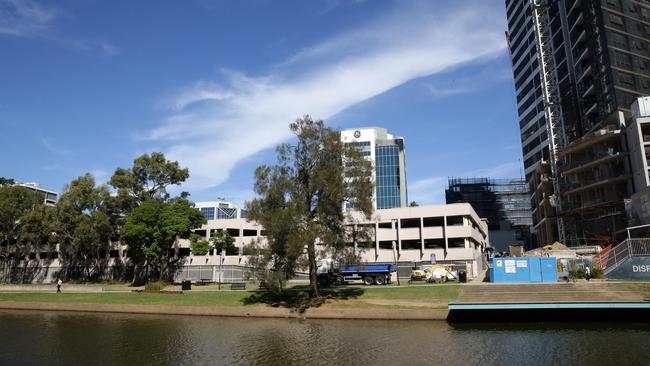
{"left": 241, "top": 286, "right": 365, "bottom": 310}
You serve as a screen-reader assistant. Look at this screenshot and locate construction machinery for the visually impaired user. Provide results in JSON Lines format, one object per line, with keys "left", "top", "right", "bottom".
{"left": 409, "top": 264, "right": 458, "bottom": 284}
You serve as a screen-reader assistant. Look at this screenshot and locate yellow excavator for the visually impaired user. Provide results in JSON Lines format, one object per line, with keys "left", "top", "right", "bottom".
{"left": 409, "top": 264, "right": 457, "bottom": 283}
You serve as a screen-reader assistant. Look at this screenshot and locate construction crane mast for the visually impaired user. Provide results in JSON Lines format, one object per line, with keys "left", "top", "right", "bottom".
{"left": 531, "top": 0, "right": 566, "bottom": 244}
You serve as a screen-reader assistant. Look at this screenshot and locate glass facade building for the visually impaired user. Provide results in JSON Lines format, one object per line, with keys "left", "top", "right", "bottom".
{"left": 446, "top": 177, "right": 534, "bottom": 251}
{"left": 375, "top": 145, "right": 403, "bottom": 209}
{"left": 341, "top": 127, "right": 408, "bottom": 210}
{"left": 200, "top": 207, "right": 215, "bottom": 220}
{"left": 195, "top": 201, "right": 243, "bottom": 221}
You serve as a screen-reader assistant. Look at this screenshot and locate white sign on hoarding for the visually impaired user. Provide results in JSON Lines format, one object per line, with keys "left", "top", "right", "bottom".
{"left": 516, "top": 260, "right": 528, "bottom": 268}
{"left": 505, "top": 260, "right": 516, "bottom": 273}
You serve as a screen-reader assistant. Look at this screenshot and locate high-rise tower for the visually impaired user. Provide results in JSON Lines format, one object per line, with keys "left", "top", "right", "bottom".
{"left": 506, "top": 0, "right": 650, "bottom": 246}
{"left": 341, "top": 127, "right": 408, "bottom": 210}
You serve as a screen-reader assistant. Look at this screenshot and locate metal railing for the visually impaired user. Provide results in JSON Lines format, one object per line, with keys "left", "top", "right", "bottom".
{"left": 593, "top": 238, "right": 650, "bottom": 274}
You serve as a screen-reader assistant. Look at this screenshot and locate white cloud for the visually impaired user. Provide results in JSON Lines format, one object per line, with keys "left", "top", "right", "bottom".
{"left": 150, "top": 1, "right": 507, "bottom": 191}
{"left": 423, "top": 59, "right": 513, "bottom": 98}
{"left": 0, "top": 0, "right": 57, "bottom": 37}
{"left": 0, "top": 0, "right": 118, "bottom": 56}
{"left": 41, "top": 137, "right": 69, "bottom": 156}
{"left": 90, "top": 169, "right": 108, "bottom": 185}
{"left": 409, "top": 177, "right": 448, "bottom": 205}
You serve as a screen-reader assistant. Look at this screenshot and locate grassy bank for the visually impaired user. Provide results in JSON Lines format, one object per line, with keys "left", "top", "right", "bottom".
{"left": 0, "top": 284, "right": 461, "bottom": 310}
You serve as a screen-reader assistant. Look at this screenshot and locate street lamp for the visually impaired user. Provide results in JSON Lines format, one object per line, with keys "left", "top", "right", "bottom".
{"left": 218, "top": 250, "right": 224, "bottom": 290}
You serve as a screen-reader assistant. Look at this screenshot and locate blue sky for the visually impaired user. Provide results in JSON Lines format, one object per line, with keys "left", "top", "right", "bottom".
{"left": 0, "top": 0, "right": 523, "bottom": 206}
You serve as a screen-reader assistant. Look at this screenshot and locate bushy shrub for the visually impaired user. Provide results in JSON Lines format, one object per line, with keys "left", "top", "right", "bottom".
{"left": 590, "top": 266, "right": 604, "bottom": 279}
{"left": 144, "top": 281, "right": 166, "bottom": 291}
{"left": 569, "top": 267, "right": 585, "bottom": 279}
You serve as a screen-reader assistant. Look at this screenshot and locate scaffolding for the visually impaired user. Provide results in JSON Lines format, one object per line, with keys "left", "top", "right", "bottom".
{"left": 531, "top": 0, "right": 566, "bottom": 244}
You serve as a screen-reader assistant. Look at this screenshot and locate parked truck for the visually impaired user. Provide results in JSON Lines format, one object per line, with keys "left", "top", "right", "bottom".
{"left": 317, "top": 259, "right": 397, "bottom": 286}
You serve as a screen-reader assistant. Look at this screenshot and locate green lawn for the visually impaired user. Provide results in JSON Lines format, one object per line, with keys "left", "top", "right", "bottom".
{"left": 0, "top": 284, "right": 461, "bottom": 309}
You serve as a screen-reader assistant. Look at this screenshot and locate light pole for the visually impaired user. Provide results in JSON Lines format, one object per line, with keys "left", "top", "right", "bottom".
{"left": 392, "top": 219, "right": 400, "bottom": 286}
{"left": 218, "top": 250, "right": 224, "bottom": 290}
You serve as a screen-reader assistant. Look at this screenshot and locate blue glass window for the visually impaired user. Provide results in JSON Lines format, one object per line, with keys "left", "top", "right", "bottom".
{"left": 375, "top": 145, "right": 402, "bottom": 209}
{"left": 199, "top": 207, "right": 215, "bottom": 220}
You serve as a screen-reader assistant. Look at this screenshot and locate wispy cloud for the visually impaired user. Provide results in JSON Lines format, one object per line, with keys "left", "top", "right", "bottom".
{"left": 90, "top": 169, "right": 108, "bottom": 185}
{"left": 149, "top": 1, "right": 507, "bottom": 191}
{"left": 0, "top": 0, "right": 118, "bottom": 56}
{"left": 423, "top": 60, "right": 513, "bottom": 98}
{"left": 41, "top": 137, "right": 69, "bottom": 156}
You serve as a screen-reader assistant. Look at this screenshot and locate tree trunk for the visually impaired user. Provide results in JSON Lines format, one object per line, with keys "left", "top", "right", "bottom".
{"left": 131, "top": 264, "right": 139, "bottom": 286}
{"left": 307, "top": 242, "right": 320, "bottom": 298}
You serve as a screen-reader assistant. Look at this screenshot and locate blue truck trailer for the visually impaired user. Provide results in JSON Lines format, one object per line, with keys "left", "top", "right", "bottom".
{"left": 317, "top": 262, "right": 397, "bottom": 286}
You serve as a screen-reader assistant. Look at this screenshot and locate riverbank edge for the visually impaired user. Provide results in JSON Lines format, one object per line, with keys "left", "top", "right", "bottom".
{"left": 0, "top": 301, "right": 449, "bottom": 320}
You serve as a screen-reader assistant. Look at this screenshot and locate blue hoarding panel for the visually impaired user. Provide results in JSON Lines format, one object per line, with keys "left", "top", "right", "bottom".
{"left": 529, "top": 258, "right": 542, "bottom": 282}
{"left": 541, "top": 258, "right": 558, "bottom": 282}
{"left": 491, "top": 257, "right": 557, "bottom": 283}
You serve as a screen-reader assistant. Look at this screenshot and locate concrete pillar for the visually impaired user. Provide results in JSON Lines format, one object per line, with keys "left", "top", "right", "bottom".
{"left": 420, "top": 216, "right": 424, "bottom": 256}
{"left": 353, "top": 223, "right": 358, "bottom": 254}
{"left": 396, "top": 219, "right": 402, "bottom": 253}
{"left": 374, "top": 222, "right": 379, "bottom": 259}
{"left": 238, "top": 228, "right": 244, "bottom": 257}
{"left": 443, "top": 216, "right": 449, "bottom": 258}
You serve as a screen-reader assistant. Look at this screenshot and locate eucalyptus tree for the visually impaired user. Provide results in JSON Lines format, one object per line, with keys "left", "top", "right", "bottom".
{"left": 0, "top": 185, "right": 41, "bottom": 250}
{"left": 109, "top": 152, "right": 190, "bottom": 207}
{"left": 54, "top": 174, "right": 114, "bottom": 279}
{"left": 120, "top": 199, "right": 205, "bottom": 282}
{"left": 246, "top": 116, "right": 374, "bottom": 298}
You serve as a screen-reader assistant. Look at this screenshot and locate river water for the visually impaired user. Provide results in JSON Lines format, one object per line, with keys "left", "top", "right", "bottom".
{"left": 1, "top": 310, "right": 650, "bottom": 365}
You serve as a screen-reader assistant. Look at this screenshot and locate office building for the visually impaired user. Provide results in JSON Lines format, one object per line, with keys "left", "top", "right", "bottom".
{"left": 194, "top": 200, "right": 246, "bottom": 221}
{"left": 506, "top": 0, "right": 650, "bottom": 246}
{"left": 3, "top": 202, "right": 490, "bottom": 283}
{"left": 341, "top": 127, "right": 408, "bottom": 209}
{"left": 445, "top": 177, "right": 533, "bottom": 252}
{"left": 16, "top": 182, "right": 58, "bottom": 206}
{"left": 506, "top": 0, "right": 551, "bottom": 180}
{"left": 626, "top": 96, "right": 650, "bottom": 192}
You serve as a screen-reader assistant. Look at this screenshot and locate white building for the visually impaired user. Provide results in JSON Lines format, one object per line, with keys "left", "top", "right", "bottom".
{"left": 194, "top": 200, "right": 246, "bottom": 220}
{"left": 340, "top": 127, "right": 408, "bottom": 210}
{"left": 627, "top": 96, "right": 650, "bottom": 193}
{"left": 3, "top": 199, "right": 490, "bottom": 283}
{"left": 175, "top": 202, "right": 489, "bottom": 279}
{"left": 16, "top": 182, "right": 58, "bottom": 206}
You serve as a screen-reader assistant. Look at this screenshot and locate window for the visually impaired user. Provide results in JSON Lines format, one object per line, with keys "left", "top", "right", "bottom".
{"left": 378, "top": 241, "right": 393, "bottom": 249}
{"left": 448, "top": 238, "right": 466, "bottom": 248}
{"left": 423, "top": 217, "right": 444, "bottom": 227}
{"left": 199, "top": 207, "right": 215, "bottom": 220}
{"left": 375, "top": 144, "right": 403, "bottom": 209}
{"left": 400, "top": 218, "right": 420, "bottom": 228}
{"left": 447, "top": 216, "right": 465, "bottom": 226}
{"left": 401, "top": 239, "right": 420, "bottom": 250}
{"left": 424, "top": 239, "right": 445, "bottom": 249}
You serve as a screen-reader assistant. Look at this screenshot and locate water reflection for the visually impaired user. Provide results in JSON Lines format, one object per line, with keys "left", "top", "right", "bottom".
{"left": 1, "top": 311, "right": 650, "bottom": 365}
